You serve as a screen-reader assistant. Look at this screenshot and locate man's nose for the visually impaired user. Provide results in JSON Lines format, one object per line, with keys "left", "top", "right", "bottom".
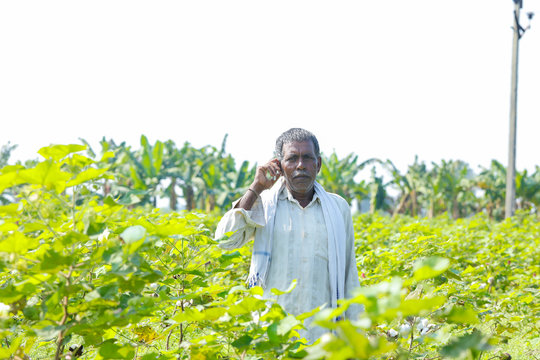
{"left": 296, "top": 158, "right": 306, "bottom": 169}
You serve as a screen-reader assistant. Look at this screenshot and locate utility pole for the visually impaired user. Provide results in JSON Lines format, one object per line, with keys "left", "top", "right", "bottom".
{"left": 505, "top": 0, "right": 533, "bottom": 218}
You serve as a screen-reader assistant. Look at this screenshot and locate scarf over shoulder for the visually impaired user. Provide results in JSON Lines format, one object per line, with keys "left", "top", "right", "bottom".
{"left": 247, "top": 177, "right": 347, "bottom": 309}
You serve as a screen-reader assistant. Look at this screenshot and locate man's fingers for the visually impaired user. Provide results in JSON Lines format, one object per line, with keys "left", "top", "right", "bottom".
{"left": 268, "top": 160, "right": 281, "bottom": 176}
{"left": 267, "top": 162, "right": 282, "bottom": 180}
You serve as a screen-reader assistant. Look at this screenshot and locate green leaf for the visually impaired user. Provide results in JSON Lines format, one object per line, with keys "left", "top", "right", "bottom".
{"left": 446, "top": 305, "right": 479, "bottom": 324}
{"left": 228, "top": 296, "right": 267, "bottom": 315}
{"left": 140, "top": 353, "right": 168, "bottom": 360}
{"left": 23, "top": 306, "right": 41, "bottom": 321}
{"left": 440, "top": 329, "right": 492, "bottom": 358}
{"left": 140, "top": 135, "right": 155, "bottom": 177}
{"left": 100, "top": 151, "right": 115, "bottom": 162}
{"left": 63, "top": 153, "right": 95, "bottom": 168}
{"left": 129, "top": 166, "right": 146, "bottom": 189}
{"left": 172, "top": 307, "right": 205, "bottom": 322}
{"left": 22, "top": 222, "right": 48, "bottom": 233}
{"left": 38, "top": 144, "right": 87, "bottom": 161}
{"left": 18, "top": 160, "right": 72, "bottom": 193}
{"left": 38, "top": 249, "right": 73, "bottom": 272}
{"left": 104, "top": 195, "right": 122, "bottom": 207}
{"left": 231, "top": 334, "right": 253, "bottom": 350}
{"left": 67, "top": 167, "right": 110, "bottom": 187}
{"left": 0, "top": 203, "right": 19, "bottom": 215}
{"left": 0, "top": 336, "right": 23, "bottom": 358}
{"left": 0, "top": 171, "right": 22, "bottom": 193}
{"left": 276, "top": 314, "right": 300, "bottom": 336}
{"left": 0, "top": 222, "right": 18, "bottom": 232}
{"left": 200, "top": 307, "right": 227, "bottom": 321}
{"left": 152, "top": 141, "right": 164, "bottom": 175}
{"left": 412, "top": 257, "right": 450, "bottom": 282}
{"left": 397, "top": 296, "right": 446, "bottom": 317}
{"left": 0, "top": 231, "right": 39, "bottom": 254}
{"left": 271, "top": 279, "right": 297, "bottom": 296}
{"left": 99, "top": 340, "right": 135, "bottom": 359}
{"left": 249, "top": 286, "right": 264, "bottom": 297}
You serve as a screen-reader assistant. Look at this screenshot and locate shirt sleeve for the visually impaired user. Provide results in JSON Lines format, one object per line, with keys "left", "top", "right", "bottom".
{"left": 214, "top": 196, "right": 266, "bottom": 249}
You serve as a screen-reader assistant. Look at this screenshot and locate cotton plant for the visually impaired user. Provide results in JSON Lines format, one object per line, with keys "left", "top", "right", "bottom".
{"left": 0, "top": 302, "right": 10, "bottom": 318}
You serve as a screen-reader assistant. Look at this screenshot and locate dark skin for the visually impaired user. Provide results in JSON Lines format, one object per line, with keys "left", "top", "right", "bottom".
{"left": 236, "top": 140, "right": 322, "bottom": 210}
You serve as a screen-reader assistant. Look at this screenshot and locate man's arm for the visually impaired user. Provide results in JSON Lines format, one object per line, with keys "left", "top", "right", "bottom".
{"left": 215, "top": 159, "right": 282, "bottom": 248}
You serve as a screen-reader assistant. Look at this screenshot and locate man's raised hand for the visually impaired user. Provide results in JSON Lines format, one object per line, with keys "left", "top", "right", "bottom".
{"left": 250, "top": 159, "right": 282, "bottom": 195}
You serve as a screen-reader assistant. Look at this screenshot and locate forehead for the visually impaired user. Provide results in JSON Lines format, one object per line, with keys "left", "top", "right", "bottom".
{"left": 282, "top": 140, "right": 316, "bottom": 156}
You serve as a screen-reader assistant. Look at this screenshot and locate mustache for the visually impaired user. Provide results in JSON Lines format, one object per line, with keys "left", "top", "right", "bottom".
{"left": 292, "top": 171, "right": 310, "bottom": 178}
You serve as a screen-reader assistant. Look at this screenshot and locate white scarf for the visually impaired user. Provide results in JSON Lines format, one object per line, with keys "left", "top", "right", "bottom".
{"left": 247, "top": 177, "right": 347, "bottom": 309}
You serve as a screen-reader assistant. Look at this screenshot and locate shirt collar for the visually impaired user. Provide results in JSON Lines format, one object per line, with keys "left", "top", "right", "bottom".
{"left": 279, "top": 185, "right": 321, "bottom": 206}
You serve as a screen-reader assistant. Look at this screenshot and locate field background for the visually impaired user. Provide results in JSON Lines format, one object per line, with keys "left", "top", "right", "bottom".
{"left": 0, "top": 140, "right": 539, "bottom": 360}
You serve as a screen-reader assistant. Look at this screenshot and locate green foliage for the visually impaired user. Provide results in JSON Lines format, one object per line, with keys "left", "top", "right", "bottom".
{"left": 5, "top": 137, "right": 540, "bottom": 218}
{"left": 0, "top": 142, "right": 538, "bottom": 359}
{"left": 354, "top": 212, "right": 539, "bottom": 359}
{"left": 0, "top": 145, "right": 300, "bottom": 359}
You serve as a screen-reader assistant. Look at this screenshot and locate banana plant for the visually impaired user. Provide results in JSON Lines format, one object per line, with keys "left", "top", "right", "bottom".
{"left": 368, "top": 166, "right": 392, "bottom": 214}
{"left": 318, "top": 151, "right": 375, "bottom": 206}
{"left": 384, "top": 157, "right": 427, "bottom": 217}
{"left": 515, "top": 167, "right": 540, "bottom": 212}
{"left": 424, "top": 160, "right": 475, "bottom": 219}
{"left": 476, "top": 160, "right": 507, "bottom": 220}
{"left": 123, "top": 135, "right": 165, "bottom": 207}
{"left": 217, "top": 158, "right": 257, "bottom": 211}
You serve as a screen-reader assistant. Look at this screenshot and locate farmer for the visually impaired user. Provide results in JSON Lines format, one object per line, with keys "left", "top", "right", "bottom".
{"left": 215, "top": 128, "right": 361, "bottom": 342}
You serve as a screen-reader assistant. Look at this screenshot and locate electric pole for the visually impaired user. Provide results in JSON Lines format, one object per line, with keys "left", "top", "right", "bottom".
{"left": 505, "top": 0, "right": 533, "bottom": 218}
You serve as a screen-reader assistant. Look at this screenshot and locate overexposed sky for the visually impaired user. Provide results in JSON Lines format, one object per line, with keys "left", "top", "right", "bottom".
{"left": 1, "top": 1, "right": 539, "bottom": 174}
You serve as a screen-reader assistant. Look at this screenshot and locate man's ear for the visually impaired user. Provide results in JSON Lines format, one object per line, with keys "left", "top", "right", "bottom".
{"left": 317, "top": 156, "right": 322, "bottom": 173}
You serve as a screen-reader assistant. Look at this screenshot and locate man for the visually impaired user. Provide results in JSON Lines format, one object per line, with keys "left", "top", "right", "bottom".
{"left": 215, "top": 128, "right": 360, "bottom": 342}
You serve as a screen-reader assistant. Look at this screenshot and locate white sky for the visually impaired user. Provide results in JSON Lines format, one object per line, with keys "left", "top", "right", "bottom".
{"left": 1, "top": 1, "right": 539, "bottom": 175}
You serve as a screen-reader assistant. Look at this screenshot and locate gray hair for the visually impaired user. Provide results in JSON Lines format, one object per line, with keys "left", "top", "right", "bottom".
{"left": 274, "top": 128, "right": 320, "bottom": 160}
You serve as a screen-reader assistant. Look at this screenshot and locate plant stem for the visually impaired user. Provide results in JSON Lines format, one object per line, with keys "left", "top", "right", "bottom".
{"left": 166, "top": 328, "right": 173, "bottom": 351}
{"left": 179, "top": 323, "right": 184, "bottom": 347}
{"left": 409, "top": 317, "right": 416, "bottom": 354}
{"left": 54, "top": 265, "right": 73, "bottom": 360}
{"left": 21, "top": 193, "right": 59, "bottom": 237}
{"left": 72, "top": 186, "right": 77, "bottom": 230}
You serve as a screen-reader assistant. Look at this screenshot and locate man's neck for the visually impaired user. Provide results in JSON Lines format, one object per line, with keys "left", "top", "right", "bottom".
{"left": 287, "top": 186, "right": 315, "bottom": 208}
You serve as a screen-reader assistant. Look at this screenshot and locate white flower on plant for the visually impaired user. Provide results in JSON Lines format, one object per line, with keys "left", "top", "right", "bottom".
{"left": 252, "top": 311, "right": 260, "bottom": 323}
{"left": 149, "top": 283, "right": 158, "bottom": 290}
{"left": 0, "top": 302, "right": 10, "bottom": 318}
{"left": 416, "top": 318, "right": 436, "bottom": 336}
{"left": 387, "top": 328, "right": 398, "bottom": 339}
{"left": 320, "top": 333, "right": 333, "bottom": 344}
{"left": 417, "top": 318, "right": 429, "bottom": 331}
{"left": 98, "top": 228, "right": 111, "bottom": 242}
{"left": 399, "top": 323, "right": 411, "bottom": 336}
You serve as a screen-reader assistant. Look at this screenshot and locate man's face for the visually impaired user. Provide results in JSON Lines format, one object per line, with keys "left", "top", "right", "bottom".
{"left": 280, "top": 140, "right": 322, "bottom": 196}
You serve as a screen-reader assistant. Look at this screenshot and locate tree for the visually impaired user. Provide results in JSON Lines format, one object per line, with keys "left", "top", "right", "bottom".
{"left": 318, "top": 152, "right": 374, "bottom": 206}
{"left": 425, "top": 160, "right": 475, "bottom": 219}
{"left": 476, "top": 160, "right": 507, "bottom": 220}
{"left": 384, "top": 158, "right": 427, "bottom": 217}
